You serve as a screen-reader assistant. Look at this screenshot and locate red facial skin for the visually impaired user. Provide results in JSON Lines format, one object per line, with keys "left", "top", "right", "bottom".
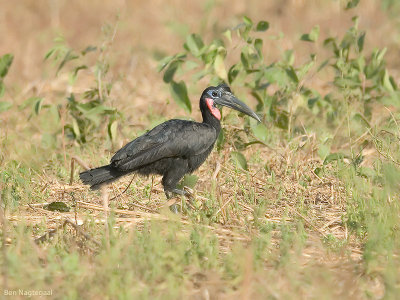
{"left": 205, "top": 98, "right": 221, "bottom": 120}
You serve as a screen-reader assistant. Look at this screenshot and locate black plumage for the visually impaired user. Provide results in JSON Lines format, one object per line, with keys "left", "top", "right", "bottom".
{"left": 80, "top": 84, "right": 260, "bottom": 197}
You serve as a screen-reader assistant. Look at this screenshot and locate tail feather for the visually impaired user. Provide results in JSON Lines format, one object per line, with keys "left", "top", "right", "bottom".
{"left": 79, "top": 165, "right": 129, "bottom": 190}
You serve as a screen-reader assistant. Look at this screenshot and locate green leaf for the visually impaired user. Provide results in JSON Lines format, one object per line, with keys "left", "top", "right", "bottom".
{"left": 108, "top": 121, "right": 118, "bottom": 142}
{"left": 214, "top": 53, "right": 227, "bottom": 81}
{"left": 285, "top": 66, "right": 299, "bottom": 84}
{"left": 345, "top": 0, "right": 360, "bottom": 9}
{"left": 300, "top": 25, "right": 320, "bottom": 42}
{"left": 0, "top": 101, "right": 12, "bottom": 112}
{"left": 243, "top": 16, "right": 253, "bottom": 27}
{"left": 240, "top": 52, "right": 249, "bottom": 69}
{"left": 0, "top": 54, "right": 14, "bottom": 79}
{"left": 283, "top": 49, "right": 294, "bottom": 66}
{"left": 73, "top": 65, "right": 88, "bottom": 77}
{"left": 217, "top": 129, "right": 225, "bottom": 151}
{"left": 383, "top": 70, "right": 396, "bottom": 92}
{"left": 357, "top": 32, "right": 365, "bottom": 52}
{"left": 255, "top": 21, "right": 269, "bottom": 32}
{"left": 254, "top": 39, "right": 263, "bottom": 60}
{"left": 71, "top": 118, "right": 81, "bottom": 139}
{"left": 170, "top": 81, "right": 191, "bottom": 113}
{"left": 185, "top": 34, "right": 204, "bottom": 57}
{"left": 56, "top": 50, "right": 79, "bottom": 75}
{"left": 251, "top": 122, "right": 268, "bottom": 141}
{"left": 275, "top": 111, "right": 289, "bottom": 130}
{"left": 81, "top": 45, "right": 97, "bottom": 55}
{"left": 163, "top": 60, "right": 181, "bottom": 83}
{"left": 178, "top": 174, "right": 198, "bottom": 189}
{"left": 231, "top": 151, "right": 248, "bottom": 170}
{"left": 44, "top": 201, "right": 70, "bottom": 212}
{"left": 264, "top": 66, "right": 289, "bottom": 87}
{"left": 314, "top": 167, "right": 323, "bottom": 177}
{"left": 223, "top": 30, "right": 232, "bottom": 43}
{"left": 34, "top": 98, "right": 43, "bottom": 115}
{"left": 184, "top": 61, "right": 198, "bottom": 71}
{"left": 323, "top": 153, "right": 345, "bottom": 165}
{"left": 318, "top": 144, "right": 330, "bottom": 161}
{"left": 228, "top": 64, "right": 240, "bottom": 84}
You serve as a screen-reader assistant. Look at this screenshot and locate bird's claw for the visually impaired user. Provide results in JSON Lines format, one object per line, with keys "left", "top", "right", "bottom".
{"left": 165, "top": 187, "right": 195, "bottom": 213}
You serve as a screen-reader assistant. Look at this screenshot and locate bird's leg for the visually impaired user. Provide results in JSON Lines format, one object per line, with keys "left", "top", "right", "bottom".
{"left": 171, "top": 188, "right": 193, "bottom": 198}
{"left": 165, "top": 190, "right": 180, "bottom": 214}
{"left": 165, "top": 188, "right": 195, "bottom": 213}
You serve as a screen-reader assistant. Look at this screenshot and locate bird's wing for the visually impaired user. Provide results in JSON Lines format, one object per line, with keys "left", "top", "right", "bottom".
{"left": 110, "top": 120, "right": 217, "bottom": 171}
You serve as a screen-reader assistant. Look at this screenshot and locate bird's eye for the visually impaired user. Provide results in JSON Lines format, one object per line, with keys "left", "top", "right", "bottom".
{"left": 212, "top": 91, "right": 218, "bottom": 97}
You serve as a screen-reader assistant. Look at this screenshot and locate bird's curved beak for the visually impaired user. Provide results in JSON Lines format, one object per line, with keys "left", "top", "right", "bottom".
{"left": 215, "top": 92, "right": 261, "bottom": 122}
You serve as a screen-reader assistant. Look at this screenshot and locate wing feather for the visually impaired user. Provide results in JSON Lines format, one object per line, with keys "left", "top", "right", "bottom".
{"left": 111, "top": 120, "right": 217, "bottom": 171}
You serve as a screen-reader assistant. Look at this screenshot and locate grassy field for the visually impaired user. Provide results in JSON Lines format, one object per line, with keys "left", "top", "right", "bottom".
{"left": 1, "top": 0, "right": 400, "bottom": 299}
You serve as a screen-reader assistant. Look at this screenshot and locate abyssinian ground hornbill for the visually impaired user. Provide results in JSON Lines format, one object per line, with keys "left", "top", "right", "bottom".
{"left": 80, "top": 84, "right": 260, "bottom": 198}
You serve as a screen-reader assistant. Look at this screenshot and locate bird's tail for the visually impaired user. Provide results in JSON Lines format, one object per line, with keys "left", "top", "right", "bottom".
{"left": 79, "top": 165, "right": 129, "bottom": 190}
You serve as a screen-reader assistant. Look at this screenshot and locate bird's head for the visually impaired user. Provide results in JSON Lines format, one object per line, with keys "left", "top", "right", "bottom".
{"left": 200, "top": 84, "right": 261, "bottom": 122}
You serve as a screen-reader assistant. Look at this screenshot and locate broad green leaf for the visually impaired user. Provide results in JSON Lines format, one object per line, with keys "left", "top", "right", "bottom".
{"left": 300, "top": 25, "right": 320, "bottom": 42}
{"left": 255, "top": 21, "right": 269, "bottom": 32}
{"left": 185, "top": 34, "right": 204, "bottom": 57}
{"left": 214, "top": 54, "right": 227, "bottom": 81}
{"left": 178, "top": 174, "right": 198, "bottom": 189}
{"left": 184, "top": 61, "right": 198, "bottom": 71}
{"left": 44, "top": 201, "right": 70, "bottom": 212}
{"left": 275, "top": 111, "right": 289, "bottom": 130}
{"left": 170, "top": 81, "right": 191, "bottom": 113}
{"left": 157, "top": 55, "right": 174, "bottom": 72}
{"left": 231, "top": 151, "right": 248, "bottom": 170}
{"left": 346, "top": 0, "right": 360, "bottom": 9}
{"left": 314, "top": 167, "right": 323, "bottom": 177}
{"left": 251, "top": 122, "right": 268, "bottom": 141}
{"left": 0, "top": 101, "right": 12, "bottom": 112}
{"left": 0, "top": 54, "right": 13, "bottom": 79}
{"left": 228, "top": 64, "right": 240, "bottom": 84}
{"left": 318, "top": 144, "right": 330, "bottom": 161}
{"left": 163, "top": 60, "right": 181, "bottom": 83}
{"left": 264, "top": 67, "right": 289, "bottom": 87}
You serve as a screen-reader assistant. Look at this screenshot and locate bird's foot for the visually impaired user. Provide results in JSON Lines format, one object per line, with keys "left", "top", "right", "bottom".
{"left": 166, "top": 188, "right": 194, "bottom": 199}
{"left": 165, "top": 187, "right": 195, "bottom": 213}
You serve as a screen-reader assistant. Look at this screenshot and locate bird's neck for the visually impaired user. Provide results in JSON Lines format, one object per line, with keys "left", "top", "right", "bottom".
{"left": 202, "top": 111, "right": 221, "bottom": 135}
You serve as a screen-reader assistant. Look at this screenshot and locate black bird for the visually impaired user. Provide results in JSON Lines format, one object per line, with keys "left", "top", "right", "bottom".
{"left": 80, "top": 84, "right": 260, "bottom": 198}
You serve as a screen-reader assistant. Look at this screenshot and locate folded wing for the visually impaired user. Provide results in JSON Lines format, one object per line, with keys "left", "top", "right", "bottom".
{"left": 110, "top": 120, "right": 217, "bottom": 171}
